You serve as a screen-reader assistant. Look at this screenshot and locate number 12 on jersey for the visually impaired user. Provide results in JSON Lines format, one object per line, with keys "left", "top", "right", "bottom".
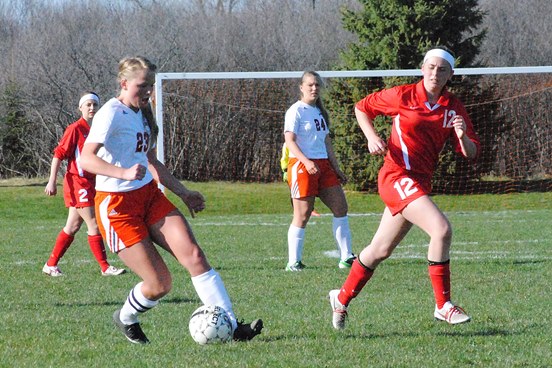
{"left": 393, "top": 177, "right": 418, "bottom": 200}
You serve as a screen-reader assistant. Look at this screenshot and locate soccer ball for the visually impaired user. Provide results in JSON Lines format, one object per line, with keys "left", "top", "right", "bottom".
{"left": 188, "top": 305, "right": 233, "bottom": 345}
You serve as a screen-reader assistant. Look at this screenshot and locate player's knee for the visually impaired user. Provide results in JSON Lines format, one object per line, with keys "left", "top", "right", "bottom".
{"left": 293, "top": 212, "right": 312, "bottom": 227}
{"left": 432, "top": 221, "right": 452, "bottom": 242}
{"left": 332, "top": 209, "right": 348, "bottom": 218}
{"left": 189, "top": 245, "right": 207, "bottom": 262}
{"left": 375, "top": 249, "right": 393, "bottom": 261}
{"left": 159, "top": 283, "right": 172, "bottom": 298}
{"left": 148, "top": 277, "right": 172, "bottom": 299}
{"left": 297, "top": 217, "right": 310, "bottom": 227}
{"left": 183, "top": 245, "right": 210, "bottom": 272}
{"left": 366, "top": 244, "right": 393, "bottom": 263}
{"left": 85, "top": 222, "right": 100, "bottom": 234}
{"left": 64, "top": 224, "right": 81, "bottom": 235}
{"left": 330, "top": 201, "right": 348, "bottom": 218}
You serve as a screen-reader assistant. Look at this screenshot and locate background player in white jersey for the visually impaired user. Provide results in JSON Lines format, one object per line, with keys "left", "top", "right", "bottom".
{"left": 284, "top": 71, "right": 354, "bottom": 271}
{"left": 329, "top": 47, "right": 480, "bottom": 329}
{"left": 42, "top": 92, "right": 125, "bottom": 277}
{"left": 80, "top": 56, "right": 263, "bottom": 344}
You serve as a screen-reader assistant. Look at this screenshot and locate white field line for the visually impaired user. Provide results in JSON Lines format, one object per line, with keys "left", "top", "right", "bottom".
{"left": 192, "top": 210, "right": 550, "bottom": 226}
{"left": 15, "top": 259, "right": 97, "bottom": 266}
{"left": 17, "top": 248, "right": 552, "bottom": 265}
{"left": 322, "top": 249, "right": 552, "bottom": 261}
{"left": 20, "top": 211, "right": 550, "bottom": 265}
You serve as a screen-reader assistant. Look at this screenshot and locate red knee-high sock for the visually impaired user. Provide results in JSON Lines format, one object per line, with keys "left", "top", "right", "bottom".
{"left": 88, "top": 234, "right": 109, "bottom": 272}
{"left": 47, "top": 230, "right": 74, "bottom": 266}
{"left": 428, "top": 260, "right": 451, "bottom": 309}
{"left": 338, "top": 259, "right": 374, "bottom": 306}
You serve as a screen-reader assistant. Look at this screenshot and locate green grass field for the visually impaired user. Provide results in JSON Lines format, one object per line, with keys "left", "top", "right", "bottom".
{"left": 1, "top": 179, "right": 551, "bottom": 367}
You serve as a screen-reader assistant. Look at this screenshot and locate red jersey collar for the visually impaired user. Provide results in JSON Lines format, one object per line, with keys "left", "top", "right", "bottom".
{"left": 76, "top": 116, "right": 91, "bottom": 127}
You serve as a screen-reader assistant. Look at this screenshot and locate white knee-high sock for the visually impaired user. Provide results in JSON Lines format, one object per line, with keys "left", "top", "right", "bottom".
{"left": 333, "top": 216, "right": 353, "bottom": 260}
{"left": 191, "top": 268, "right": 237, "bottom": 330}
{"left": 120, "top": 282, "right": 159, "bottom": 325}
{"left": 287, "top": 224, "right": 305, "bottom": 265}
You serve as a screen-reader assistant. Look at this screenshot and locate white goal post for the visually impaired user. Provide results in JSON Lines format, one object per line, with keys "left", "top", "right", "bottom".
{"left": 154, "top": 66, "right": 552, "bottom": 166}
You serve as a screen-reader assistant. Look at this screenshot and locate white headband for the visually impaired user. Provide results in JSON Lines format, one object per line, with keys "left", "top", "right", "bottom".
{"left": 79, "top": 94, "right": 100, "bottom": 107}
{"left": 423, "top": 49, "right": 455, "bottom": 70}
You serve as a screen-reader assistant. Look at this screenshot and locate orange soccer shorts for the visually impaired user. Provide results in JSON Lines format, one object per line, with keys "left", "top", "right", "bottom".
{"left": 95, "top": 180, "right": 177, "bottom": 253}
{"left": 63, "top": 173, "right": 95, "bottom": 208}
{"left": 377, "top": 164, "right": 431, "bottom": 216}
{"left": 287, "top": 158, "right": 340, "bottom": 198}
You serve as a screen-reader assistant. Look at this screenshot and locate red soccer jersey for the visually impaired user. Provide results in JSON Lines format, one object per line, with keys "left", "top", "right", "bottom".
{"left": 356, "top": 80, "right": 480, "bottom": 180}
{"left": 53, "top": 117, "right": 94, "bottom": 180}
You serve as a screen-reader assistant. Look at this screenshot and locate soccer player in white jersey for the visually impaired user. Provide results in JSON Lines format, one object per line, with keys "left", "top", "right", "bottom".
{"left": 329, "top": 47, "right": 480, "bottom": 329}
{"left": 283, "top": 71, "right": 355, "bottom": 271}
{"left": 80, "top": 56, "right": 263, "bottom": 344}
{"left": 42, "top": 92, "right": 125, "bottom": 277}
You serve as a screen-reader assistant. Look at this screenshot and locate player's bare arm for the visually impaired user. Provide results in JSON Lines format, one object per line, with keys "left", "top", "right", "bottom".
{"left": 81, "top": 142, "right": 145, "bottom": 181}
{"left": 284, "top": 131, "right": 318, "bottom": 174}
{"left": 45, "top": 157, "right": 62, "bottom": 196}
{"left": 452, "top": 116, "right": 478, "bottom": 159}
{"left": 146, "top": 150, "right": 205, "bottom": 217}
{"left": 355, "top": 107, "right": 387, "bottom": 155}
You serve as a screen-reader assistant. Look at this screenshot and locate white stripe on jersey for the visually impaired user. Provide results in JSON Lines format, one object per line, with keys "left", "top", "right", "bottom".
{"left": 394, "top": 114, "right": 411, "bottom": 170}
{"left": 75, "top": 147, "right": 84, "bottom": 177}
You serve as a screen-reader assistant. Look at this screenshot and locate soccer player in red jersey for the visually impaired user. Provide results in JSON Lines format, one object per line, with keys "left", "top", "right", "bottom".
{"left": 329, "top": 47, "right": 480, "bottom": 328}
{"left": 43, "top": 92, "right": 125, "bottom": 277}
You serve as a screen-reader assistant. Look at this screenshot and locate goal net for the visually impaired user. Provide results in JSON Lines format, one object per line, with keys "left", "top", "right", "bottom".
{"left": 154, "top": 67, "right": 552, "bottom": 194}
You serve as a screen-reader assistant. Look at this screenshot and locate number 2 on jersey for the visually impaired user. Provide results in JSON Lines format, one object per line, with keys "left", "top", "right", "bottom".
{"left": 393, "top": 177, "right": 418, "bottom": 200}
{"left": 442, "top": 109, "right": 457, "bottom": 128}
{"left": 314, "top": 118, "right": 327, "bottom": 131}
{"left": 136, "top": 132, "right": 150, "bottom": 152}
{"left": 78, "top": 188, "right": 89, "bottom": 203}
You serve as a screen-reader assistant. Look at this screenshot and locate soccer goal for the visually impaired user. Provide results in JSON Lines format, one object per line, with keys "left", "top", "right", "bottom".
{"left": 154, "top": 66, "right": 552, "bottom": 193}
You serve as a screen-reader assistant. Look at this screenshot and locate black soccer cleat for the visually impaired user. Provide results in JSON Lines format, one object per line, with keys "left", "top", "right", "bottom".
{"left": 233, "top": 319, "right": 264, "bottom": 341}
{"left": 113, "top": 309, "right": 150, "bottom": 344}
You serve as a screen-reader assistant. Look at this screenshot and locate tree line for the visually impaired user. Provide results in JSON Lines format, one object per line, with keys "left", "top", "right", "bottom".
{"left": 1, "top": 0, "right": 551, "bottom": 188}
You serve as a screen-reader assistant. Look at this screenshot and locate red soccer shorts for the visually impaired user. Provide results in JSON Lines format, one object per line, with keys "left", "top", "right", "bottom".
{"left": 287, "top": 158, "right": 340, "bottom": 198}
{"left": 95, "top": 180, "right": 177, "bottom": 253}
{"left": 378, "top": 164, "right": 431, "bottom": 215}
{"left": 63, "top": 173, "right": 95, "bottom": 208}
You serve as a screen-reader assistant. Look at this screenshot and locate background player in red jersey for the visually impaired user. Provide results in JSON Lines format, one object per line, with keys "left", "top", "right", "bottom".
{"left": 329, "top": 47, "right": 480, "bottom": 328}
{"left": 43, "top": 92, "right": 125, "bottom": 277}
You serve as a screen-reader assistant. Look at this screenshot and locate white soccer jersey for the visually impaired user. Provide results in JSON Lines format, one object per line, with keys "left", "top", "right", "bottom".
{"left": 86, "top": 98, "right": 153, "bottom": 192}
{"left": 284, "top": 100, "right": 329, "bottom": 159}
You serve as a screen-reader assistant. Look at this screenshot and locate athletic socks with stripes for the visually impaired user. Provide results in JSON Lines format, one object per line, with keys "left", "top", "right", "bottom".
{"left": 119, "top": 282, "right": 159, "bottom": 325}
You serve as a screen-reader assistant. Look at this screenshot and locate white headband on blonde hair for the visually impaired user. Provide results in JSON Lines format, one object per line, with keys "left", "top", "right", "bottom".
{"left": 423, "top": 49, "right": 455, "bottom": 70}
{"left": 79, "top": 93, "right": 100, "bottom": 107}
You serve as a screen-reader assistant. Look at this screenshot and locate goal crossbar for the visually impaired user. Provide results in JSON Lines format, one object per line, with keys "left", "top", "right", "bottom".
{"left": 154, "top": 66, "right": 552, "bottom": 165}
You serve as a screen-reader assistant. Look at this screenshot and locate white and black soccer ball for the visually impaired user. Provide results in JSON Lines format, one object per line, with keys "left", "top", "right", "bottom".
{"left": 189, "top": 305, "right": 233, "bottom": 345}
